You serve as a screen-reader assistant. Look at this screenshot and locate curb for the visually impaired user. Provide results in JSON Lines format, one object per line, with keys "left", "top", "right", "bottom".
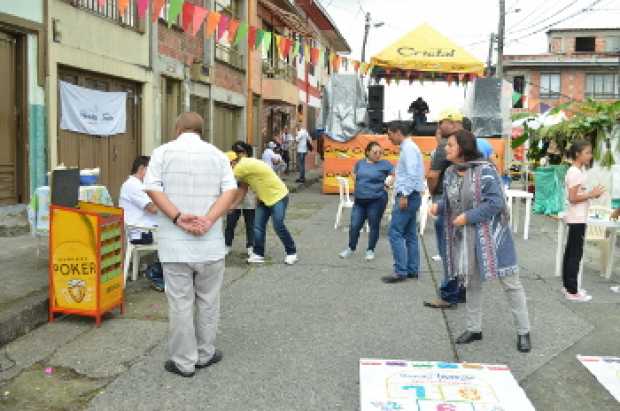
{"left": 0, "top": 290, "right": 48, "bottom": 347}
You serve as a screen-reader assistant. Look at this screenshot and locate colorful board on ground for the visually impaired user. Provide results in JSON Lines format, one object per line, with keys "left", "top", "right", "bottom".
{"left": 359, "top": 358, "right": 535, "bottom": 411}
{"left": 323, "top": 135, "right": 506, "bottom": 194}
{"left": 578, "top": 355, "right": 620, "bottom": 402}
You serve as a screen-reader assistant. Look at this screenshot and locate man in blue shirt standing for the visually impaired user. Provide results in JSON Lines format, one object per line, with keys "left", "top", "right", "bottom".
{"left": 383, "top": 121, "right": 426, "bottom": 284}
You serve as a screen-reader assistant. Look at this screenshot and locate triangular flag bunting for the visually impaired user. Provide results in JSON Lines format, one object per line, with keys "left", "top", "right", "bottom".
{"left": 247, "top": 26, "right": 257, "bottom": 49}
{"left": 310, "top": 48, "right": 320, "bottom": 65}
{"left": 136, "top": 0, "right": 149, "bottom": 19}
{"left": 255, "top": 29, "right": 265, "bottom": 50}
{"left": 191, "top": 6, "right": 208, "bottom": 37}
{"left": 167, "top": 0, "right": 183, "bottom": 27}
{"left": 152, "top": 0, "right": 165, "bottom": 22}
{"left": 275, "top": 34, "right": 283, "bottom": 58}
{"left": 205, "top": 10, "right": 220, "bottom": 38}
{"left": 217, "top": 14, "right": 230, "bottom": 42}
{"left": 98, "top": 0, "right": 106, "bottom": 7}
{"left": 304, "top": 43, "right": 310, "bottom": 64}
{"left": 353, "top": 60, "right": 360, "bottom": 73}
{"left": 227, "top": 19, "right": 240, "bottom": 43}
{"left": 182, "top": 2, "right": 194, "bottom": 33}
{"left": 293, "top": 41, "right": 300, "bottom": 59}
{"left": 262, "top": 31, "right": 272, "bottom": 55}
{"left": 283, "top": 38, "right": 293, "bottom": 57}
{"left": 446, "top": 74, "right": 453, "bottom": 86}
{"left": 234, "top": 22, "right": 248, "bottom": 46}
{"left": 118, "top": 0, "right": 129, "bottom": 16}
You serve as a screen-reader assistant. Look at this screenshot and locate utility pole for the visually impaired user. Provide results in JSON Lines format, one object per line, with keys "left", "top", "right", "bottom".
{"left": 496, "top": 0, "right": 505, "bottom": 78}
{"left": 361, "top": 12, "right": 371, "bottom": 63}
{"left": 486, "top": 33, "right": 495, "bottom": 76}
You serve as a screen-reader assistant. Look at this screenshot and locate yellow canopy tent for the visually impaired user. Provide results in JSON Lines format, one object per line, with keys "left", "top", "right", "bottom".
{"left": 370, "top": 24, "right": 484, "bottom": 79}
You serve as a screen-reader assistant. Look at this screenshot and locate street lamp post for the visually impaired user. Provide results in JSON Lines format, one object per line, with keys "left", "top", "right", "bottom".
{"left": 361, "top": 12, "right": 384, "bottom": 63}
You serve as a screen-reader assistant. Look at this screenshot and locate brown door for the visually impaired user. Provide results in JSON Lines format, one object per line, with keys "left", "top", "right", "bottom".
{"left": 57, "top": 68, "right": 141, "bottom": 202}
{"left": 0, "top": 32, "right": 18, "bottom": 204}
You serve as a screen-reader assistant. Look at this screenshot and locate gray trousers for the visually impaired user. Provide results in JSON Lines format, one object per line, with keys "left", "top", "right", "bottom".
{"left": 466, "top": 270, "right": 530, "bottom": 335}
{"left": 163, "top": 260, "right": 225, "bottom": 373}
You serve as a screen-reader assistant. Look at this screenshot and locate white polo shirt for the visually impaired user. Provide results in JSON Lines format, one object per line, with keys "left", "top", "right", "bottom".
{"left": 296, "top": 128, "right": 310, "bottom": 153}
{"left": 119, "top": 175, "right": 158, "bottom": 240}
{"left": 144, "top": 133, "right": 237, "bottom": 263}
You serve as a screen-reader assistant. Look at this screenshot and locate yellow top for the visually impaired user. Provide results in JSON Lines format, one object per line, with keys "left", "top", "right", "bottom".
{"left": 233, "top": 158, "right": 288, "bottom": 206}
{"left": 370, "top": 24, "right": 484, "bottom": 75}
{"left": 438, "top": 108, "right": 464, "bottom": 122}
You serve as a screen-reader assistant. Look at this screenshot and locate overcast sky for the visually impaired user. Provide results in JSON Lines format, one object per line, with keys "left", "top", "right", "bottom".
{"left": 319, "top": 0, "right": 620, "bottom": 120}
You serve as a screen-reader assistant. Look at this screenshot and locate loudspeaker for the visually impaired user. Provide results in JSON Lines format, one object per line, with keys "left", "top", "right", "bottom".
{"left": 368, "top": 85, "right": 384, "bottom": 110}
{"left": 367, "top": 109, "right": 384, "bottom": 133}
{"left": 50, "top": 168, "right": 79, "bottom": 208}
{"left": 413, "top": 122, "right": 438, "bottom": 136}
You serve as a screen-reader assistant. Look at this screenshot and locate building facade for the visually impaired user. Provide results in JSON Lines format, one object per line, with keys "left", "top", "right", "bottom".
{"left": 503, "top": 28, "right": 620, "bottom": 113}
{"left": 0, "top": 0, "right": 46, "bottom": 205}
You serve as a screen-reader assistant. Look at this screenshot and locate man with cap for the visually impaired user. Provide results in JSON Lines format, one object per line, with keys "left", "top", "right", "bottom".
{"left": 424, "top": 108, "right": 465, "bottom": 309}
{"left": 226, "top": 150, "right": 298, "bottom": 265}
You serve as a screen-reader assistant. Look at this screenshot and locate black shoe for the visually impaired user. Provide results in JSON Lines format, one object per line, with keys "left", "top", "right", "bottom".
{"left": 517, "top": 333, "right": 531, "bottom": 353}
{"left": 381, "top": 275, "right": 408, "bottom": 284}
{"left": 423, "top": 299, "right": 456, "bottom": 309}
{"left": 196, "top": 350, "right": 223, "bottom": 369}
{"left": 164, "top": 360, "right": 195, "bottom": 377}
{"left": 455, "top": 331, "right": 483, "bottom": 344}
{"left": 407, "top": 273, "right": 419, "bottom": 279}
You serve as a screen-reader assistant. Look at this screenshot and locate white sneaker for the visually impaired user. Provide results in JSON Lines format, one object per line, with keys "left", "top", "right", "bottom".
{"left": 339, "top": 248, "right": 354, "bottom": 259}
{"left": 284, "top": 254, "right": 298, "bottom": 265}
{"left": 365, "top": 250, "right": 375, "bottom": 261}
{"left": 247, "top": 247, "right": 253, "bottom": 257}
{"left": 247, "top": 253, "right": 265, "bottom": 264}
{"left": 431, "top": 254, "right": 442, "bottom": 262}
{"left": 565, "top": 291, "right": 592, "bottom": 302}
{"left": 225, "top": 246, "right": 232, "bottom": 256}
{"left": 610, "top": 286, "right": 620, "bottom": 293}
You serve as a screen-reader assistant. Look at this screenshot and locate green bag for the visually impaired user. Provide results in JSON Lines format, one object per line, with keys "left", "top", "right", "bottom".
{"left": 533, "top": 165, "right": 568, "bottom": 215}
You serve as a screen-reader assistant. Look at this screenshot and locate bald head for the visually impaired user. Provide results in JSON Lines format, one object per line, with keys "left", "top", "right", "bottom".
{"left": 175, "top": 112, "right": 204, "bottom": 137}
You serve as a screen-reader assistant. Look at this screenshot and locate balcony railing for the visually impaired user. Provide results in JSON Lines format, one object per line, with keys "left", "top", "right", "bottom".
{"left": 65, "top": 0, "right": 143, "bottom": 32}
{"left": 262, "top": 61, "right": 296, "bottom": 82}
{"left": 215, "top": 43, "right": 245, "bottom": 71}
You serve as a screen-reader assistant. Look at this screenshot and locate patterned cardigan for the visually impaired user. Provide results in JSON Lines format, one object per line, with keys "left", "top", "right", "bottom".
{"left": 437, "top": 162, "right": 519, "bottom": 282}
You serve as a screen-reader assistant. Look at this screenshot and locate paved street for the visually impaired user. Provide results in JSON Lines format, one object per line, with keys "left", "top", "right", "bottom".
{"left": 1, "top": 182, "right": 619, "bottom": 410}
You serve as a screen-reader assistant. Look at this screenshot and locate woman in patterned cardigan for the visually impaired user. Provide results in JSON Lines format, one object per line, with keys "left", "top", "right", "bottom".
{"left": 430, "top": 129, "right": 531, "bottom": 353}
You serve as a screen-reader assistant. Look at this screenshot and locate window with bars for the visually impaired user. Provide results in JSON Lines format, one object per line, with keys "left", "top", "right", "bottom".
{"left": 215, "top": 0, "right": 244, "bottom": 70}
{"left": 65, "top": 0, "right": 143, "bottom": 31}
{"left": 586, "top": 73, "right": 619, "bottom": 99}
{"left": 539, "top": 73, "right": 561, "bottom": 99}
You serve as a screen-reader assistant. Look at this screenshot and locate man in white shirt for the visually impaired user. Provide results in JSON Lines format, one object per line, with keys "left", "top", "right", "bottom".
{"left": 295, "top": 125, "right": 311, "bottom": 183}
{"left": 119, "top": 156, "right": 158, "bottom": 243}
{"left": 144, "top": 112, "right": 237, "bottom": 378}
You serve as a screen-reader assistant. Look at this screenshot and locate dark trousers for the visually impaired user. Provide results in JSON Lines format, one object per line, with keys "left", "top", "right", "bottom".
{"left": 348, "top": 195, "right": 388, "bottom": 252}
{"left": 225, "top": 209, "right": 255, "bottom": 248}
{"left": 282, "top": 150, "right": 290, "bottom": 172}
{"left": 562, "top": 223, "right": 586, "bottom": 294}
{"left": 297, "top": 152, "right": 307, "bottom": 180}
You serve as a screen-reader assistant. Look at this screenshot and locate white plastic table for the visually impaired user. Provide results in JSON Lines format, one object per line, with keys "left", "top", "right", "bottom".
{"left": 554, "top": 216, "right": 620, "bottom": 284}
{"left": 505, "top": 189, "right": 534, "bottom": 240}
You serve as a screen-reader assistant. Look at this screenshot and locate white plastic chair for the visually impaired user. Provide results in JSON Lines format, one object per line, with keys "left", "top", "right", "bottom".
{"left": 123, "top": 225, "right": 158, "bottom": 284}
{"left": 505, "top": 189, "right": 534, "bottom": 240}
{"left": 583, "top": 206, "right": 616, "bottom": 280}
{"left": 334, "top": 176, "right": 368, "bottom": 232}
{"left": 418, "top": 190, "right": 431, "bottom": 235}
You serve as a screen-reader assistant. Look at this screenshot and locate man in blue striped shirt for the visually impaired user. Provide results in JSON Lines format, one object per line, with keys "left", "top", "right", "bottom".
{"left": 383, "top": 121, "right": 426, "bottom": 283}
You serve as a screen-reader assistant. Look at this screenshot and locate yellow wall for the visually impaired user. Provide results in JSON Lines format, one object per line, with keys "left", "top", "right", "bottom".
{"left": 47, "top": 0, "right": 156, "bottom": 166}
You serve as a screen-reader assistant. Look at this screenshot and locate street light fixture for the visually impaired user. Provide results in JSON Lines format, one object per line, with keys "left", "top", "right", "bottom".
{"left": 361, "top": 12, "right": 384, "bottom": 63}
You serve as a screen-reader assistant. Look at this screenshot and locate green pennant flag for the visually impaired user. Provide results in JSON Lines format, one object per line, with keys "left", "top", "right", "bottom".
{"left": 512, "top": 91, "right": 522, "bottom": 106}
{"left": 167, "top": 0, "right": 183, "bottom": 27}
{"left": 234, "top": 22, "right": 248, "bottom": 46}
{"left": 293, "top": 41, "right": 300, "bottom": 58}
{"left": 255, "top": 29, "right": 265, "bottom": 50}
{"left": 262, "top": 31, "right": 272, "bottom": 55}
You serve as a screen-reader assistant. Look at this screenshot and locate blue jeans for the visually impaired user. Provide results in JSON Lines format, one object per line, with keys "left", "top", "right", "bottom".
{"left": 349, "top": 194, "right": 388, "bottom": 251}
{"left": 388, "top": 192, "right": 421, "bottom": 276}
{"left": 414, "top": 113, "right": 427, "bottom": 127}
{"left": 253, "top": 195, "right": 296, "bottom": 257}
{"left": 297, "top": 152, "right": 307, "bottom": 180}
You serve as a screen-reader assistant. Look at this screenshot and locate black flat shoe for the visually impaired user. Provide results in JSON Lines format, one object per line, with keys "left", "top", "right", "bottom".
{"left": 423, "top": 299, "right": 456, "bottom": 309}
{"left": 196, "top": 350, "right": 223, "bottom": 369}
{"left": 455, "top": 331, "right": 483, "bottom": 344}
{"left": 517, "top": 333, "right": 531, "bottom": 353}
{"left": 381, "top": 275, "right": 408, "bottom": 284}
{"left": 164, "top": 360, "right": 195, "bottom": 377}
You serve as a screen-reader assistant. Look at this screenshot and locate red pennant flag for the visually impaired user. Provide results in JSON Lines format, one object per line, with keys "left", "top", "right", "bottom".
{"left": 334, "top": 55, "right": 341, "bottom": 72}
{"left": 310, "top": 48, "right": 320, "bottom": 65}
{"left": 152, "top": 0, "right": 165, "bottom": 22}
{"left": 385, "top": 69, "right": 391, "bottom": 78}
{"left": 353, "top": 60, "right": 360, "bottom": 73}
{"left": 283, "top": 38, "right": 293, "bottom": 57}
{"left": 205, "top": 10, "right": 220, "bottom": 38}
{"left": 191, "top": 6, "right": 209, "bottom": 37}
{"left": 97, "top": 0, "right": 106, "bottom": 7}
{"left": 118, "top": 0, "right": 129, "bottom": 16}
{"left": 458, "top": 73, "right": 465, "bottom": 82}
{"left": 227, "top": 19, "right": 240, "bottom": 42}
{"left": 247, "top": 26, "right": 257, "bottom": 49}
{"left": 136, "top": 0, "right": 149, "bottom": 19}
{"left": 217, "top": 14, "right": 230, "bottom": 42}
{"left": 446, "top": 74, "right": 453, "bottom": 86}
{"left": 182, "top": 2, "right": 194, "bottom": 33}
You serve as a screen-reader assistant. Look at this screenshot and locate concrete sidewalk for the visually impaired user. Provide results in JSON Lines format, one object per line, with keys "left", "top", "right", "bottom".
{"left": 1, "top": 182, "right": 619, "bottom": 410}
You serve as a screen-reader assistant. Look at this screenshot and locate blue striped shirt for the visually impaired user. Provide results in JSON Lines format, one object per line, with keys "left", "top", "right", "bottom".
{"left": 395, "top": 138, "right": 426, "bottom": 196}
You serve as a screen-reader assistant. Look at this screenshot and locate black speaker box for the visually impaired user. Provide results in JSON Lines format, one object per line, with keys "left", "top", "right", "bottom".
{"left": 368, "top": 85, "right": 384, "bottom": 110}
{"left": 50, "top": 168, "right": 80, "bottom": 208}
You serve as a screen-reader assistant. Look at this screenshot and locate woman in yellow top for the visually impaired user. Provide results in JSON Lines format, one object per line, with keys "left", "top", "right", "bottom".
{"left": 227, "top": 146, "right": 298, "bottom": 265}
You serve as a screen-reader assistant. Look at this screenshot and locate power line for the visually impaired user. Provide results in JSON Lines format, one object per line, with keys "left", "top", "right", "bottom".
{"left": 507, "top": 0, "right": 566, "bottom": 32}
{"left": 508, "top": 0, "right": 581, "bottom": 34}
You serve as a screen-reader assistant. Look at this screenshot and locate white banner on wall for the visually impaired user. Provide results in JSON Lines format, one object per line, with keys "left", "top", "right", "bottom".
{"left": 60, "top": 81, "right": 127, "bottom": 136}
{"left": 578, "top": 355, "right": 620, "bottom": 402}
